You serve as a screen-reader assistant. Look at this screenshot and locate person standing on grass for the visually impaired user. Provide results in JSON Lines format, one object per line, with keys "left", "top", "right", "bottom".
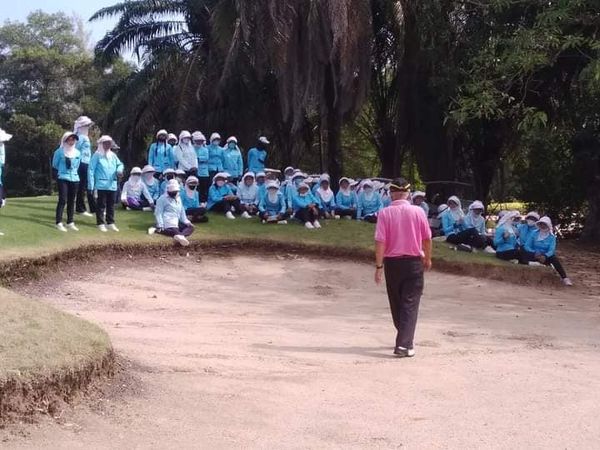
{"left": 0, "top": 128, "right": 12, "bottom": 236}
{"left": 374, "top": 177, "right": 432, "bottom": 358}
{"left": 148, "top": 179, "right": 194, "bottom": 247}
{"left": 88, "top": 135, "right": 124, "bottom": 233}
{"left": 52, "top": 132, "right": 82, "bottom": 232}
{"left": 73, "top": 116, "right": 95, "bottom": 217}
{"left": 247, "top": 136, "right": 269, "bottom": 174}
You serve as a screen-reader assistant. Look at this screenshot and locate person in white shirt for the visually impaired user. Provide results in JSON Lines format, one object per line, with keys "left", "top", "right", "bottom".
{"left": 148, "top": 179, "right": 194, "bottom": 246}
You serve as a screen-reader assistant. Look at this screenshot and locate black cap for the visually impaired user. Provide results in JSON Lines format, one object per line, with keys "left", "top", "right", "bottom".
{"left": 389, "top": 177, "right": 411, "bottom": 192}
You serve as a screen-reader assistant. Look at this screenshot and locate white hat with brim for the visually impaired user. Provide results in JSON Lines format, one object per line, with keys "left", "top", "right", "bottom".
{"left": 186, "top": 176, "right": 199, "bottom": 185}
{"left": 168, "top": 133, "right": 178, "bottom": 141}
{"left": 163, "top": 168, "right": 175, "bottom": 175}
{"left": 192, "top": 131, "right": 206, "bottom": 141}
{"left": 210, "top": 133, "right": 221, "bottom": 142}
{"left": 536, "top": 216, "right": 553, "bottom": 231}
{"left": 226, "top": 136, "right": 238, "bottom": 144}
{"left": 142, "top": 165, "right": 156, "bottom": 174}
{"left": 130, "top": 167, "right": 142, "bottom": 175}
{"left": 259, "top": 136, "right": 270, "bottom": 144}
{"left": 284, "top": 166, "right": 294, "bottom": 173}
{"left": 74, "top": 116, "right": 94, "bottom": 129}
{"left": 175, "top": 169, "right": 186, "bottom": 176}
{"left": 212, "top": 172, "right": 229, "bottom": 183}
{"left": 61, "top": 132, "right": 79, "bottom": 144}
{"left": 525, "top": 211, "right": 540, "bottom": 221}
{"left": 243, "top": 172, "right": 255, "bottom": 181}
{"left": 292, "top": 172, "right": 307, "bottom": 181}
{"left": 297, "top": 183, "right": 309, "bottom": 192}
{"left": 97, "top": 135, "right": 113, "bottom": 145}
{"left": 156, "top": 129, "right": 168, "bottom": 138}
{"left": 179, "top": 131, "right": 191, "bottom": 140}
{"left": 0, "top": 129, "right": 12, "bottom": 142}
{"left": 469, "top": 200, "right": 485, "bottom": 210}
{"left": 256, "top": 171, "right": 266, "bottom": 178}
{"left": 166, "top": 179, "right": 180, "bottom": 192}
{"left": 412, "top": 191, "right": 426, "bottom": 199}
{"left": 266, "top": 181, "right": 279, "bottom": 190}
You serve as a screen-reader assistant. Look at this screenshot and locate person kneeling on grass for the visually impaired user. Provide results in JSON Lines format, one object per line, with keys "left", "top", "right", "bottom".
{"left": 259, "top": 181, "right": 288, "bottom": 224}
{"left": 121, "top": 167, "right": 154, "bottom": 211}
{"left": 315, "top": 174, "right": 338, "bottom": 219}
{"left": 208, "top": 172, "right": 242, "bottom": 220}
{"left": 523, "top": 216, "right": 573, "bottom": 286}
{"left": 292, "top": 182, "right": 321, "bottom": 229}
{"left": 148, "top": 179, "right": 194, "bottom": 246}
{"left": 335, "top": 177, "right": 357, "bottom": 219}
{"left": 494, "top": 211, "right": 525, "bottom": 263}
{"left": 180, "top": 176, "right": 208, "bottom": 223}
{"left": 237, "top": 172, "right": 259, "bottom": 219}
{"left": 357, "top": 180, "right": 382, "bottom": 223}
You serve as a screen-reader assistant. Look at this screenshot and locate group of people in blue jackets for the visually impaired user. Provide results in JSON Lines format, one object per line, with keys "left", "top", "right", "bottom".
{"left": 435, "top": 196, "right": 573, "bottom": 286}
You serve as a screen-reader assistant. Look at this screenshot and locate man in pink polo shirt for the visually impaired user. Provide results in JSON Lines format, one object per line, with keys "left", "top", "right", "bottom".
{"left": 374, "top": 177, "right": 432, "bottom": 358}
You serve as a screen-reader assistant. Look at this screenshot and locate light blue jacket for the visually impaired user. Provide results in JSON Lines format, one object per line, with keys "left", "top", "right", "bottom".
{"left": 143, "top": 178, "right": 161, "bottom": 201}
{"left": 524, "top": 230, "right": 557, "bottom": 258}
{"left": 181, "top": 189, "right": 201, "bottom": 210}
{"left": 441, "top": 211, "right": 466, "bottom": 236}
{"left": 76, "top": 135, "right": 92, "bottom": 165}
{"left": 88, "top": 151, "right": 124, "bottom": 191}
{"left": 494, "top": 224, "right": 518, "bottom": 253}
{"left": 464, "top": 214, "right": 486, "bottom": 235}
{"left": 357, "top": 192, "right": 382, "bottom": 219}
{"left": 207, "top": 184, "right": 234, "bottom": 210}
{"left": 207, "top": 144, "right": 224, "bottom": 172}
{"left": 315, "top": 190, "right": 336, "bottom": 212}
{"left": 418, "top": 202, "right": 430, "bottom": 217}
{"left": 517, "top": 223, "right": 536, "bottom": 247}
{"left": 52, "top": 147, "right": 81, "bottom": 182}
{"left": 247, "top": 147, "right": 267, "bottom": 174}
{"left": 223, "top": 147, "right": 244, "bottom": 178}
{"left": 259, "top": 191, "right": 287, "bottom": 216}
{"left": 237, "top": 183, "right": 259, "bottom": 205}
{"left": 154, "top": 194, "right": 189, "bottom": 229}
{"left": 335, "top": 190, "right": 357, "bottom": 209}
{"left": 148, "top": 142, "right": 175, "bottom": 174}
{"left": 195, "top": 145, "right": 210, "bottom": 177}
{"left": 291, "top": 191, "right": 320, "bottom": 212}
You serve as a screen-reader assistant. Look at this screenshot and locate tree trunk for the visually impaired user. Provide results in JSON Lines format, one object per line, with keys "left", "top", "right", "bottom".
{"left": 581, "top": 177, "right": 600, "bottom": 242}
{"left": 324, "top": 65, "right": 343, "bottom": 188}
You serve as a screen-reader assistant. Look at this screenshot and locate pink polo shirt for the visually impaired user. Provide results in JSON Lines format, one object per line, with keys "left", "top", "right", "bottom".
{"left": 375, "top": 199, "right": 432, "bottom": 257}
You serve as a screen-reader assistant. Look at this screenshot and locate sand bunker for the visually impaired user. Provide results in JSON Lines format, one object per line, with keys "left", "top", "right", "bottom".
{"left": 5, "top": 255, "right": 600, "bottom": 448}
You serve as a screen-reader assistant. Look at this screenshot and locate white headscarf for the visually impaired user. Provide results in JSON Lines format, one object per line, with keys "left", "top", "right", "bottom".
{"left": 467, "top": 200, "right": 485, "bottom": 228}
{"left": 266, "top": 181, "right": 279, "bottom": 203}
{"left": 73, "top": 116, "right": 93, "bottom": 135}
{"left": 447, "top": 195, "right": 464, "bottom": 220}
{"left": 437, "top": 204, "right": 449, "bottom": 219}
{"left": 536, "top": 216, "right": 553, "bottom": 240}
{"left": 128, "top": 167, "right": 142, "bottom": 189}
{"left": 317, "top": 175, "right": 334, "bottom": 203}
{"left": 498, "top": 210, "right": 519, "bottom": 235}
{"left": 362, "top": 180, "right": 375, "bottom": 201}
{"left": 96, "top": 135, "right": 114, "bottom": 158}
{"left": 61, "top": 132, "right": 78, "bottom": 158}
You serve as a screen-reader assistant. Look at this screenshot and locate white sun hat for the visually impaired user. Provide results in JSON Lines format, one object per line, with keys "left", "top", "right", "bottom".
{"left": 166, "top": 179, "right": 180, "bottom": 192}
{"left": 0, "top": 129, "right": 12, "bottom": 142}
{"left": 130, "top": 166, "right": 142, "bottom": 175}
{"left": 259, "top": 136, "right": 270, "bottom": 144}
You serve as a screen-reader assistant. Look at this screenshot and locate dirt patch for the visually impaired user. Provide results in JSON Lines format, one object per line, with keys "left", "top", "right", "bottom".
{"left": 3, "top": 255, "right": 600, "bottom": 448}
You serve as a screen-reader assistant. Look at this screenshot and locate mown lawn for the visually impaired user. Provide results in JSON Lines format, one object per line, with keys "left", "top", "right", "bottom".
{"left": 0, "top": 196, "right": 505, "bottom": 266}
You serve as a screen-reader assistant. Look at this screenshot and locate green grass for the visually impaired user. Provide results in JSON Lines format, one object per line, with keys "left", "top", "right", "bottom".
{"left": 0, "top": 287, "right": 111, "bottom": 378}
{"left": 0, "top": 196, "right": 505, "bottom": 267}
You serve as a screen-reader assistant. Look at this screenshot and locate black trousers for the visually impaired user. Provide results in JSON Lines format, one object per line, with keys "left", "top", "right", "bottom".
{"left": 76, "top": 163, "right": 96, "bottom": 213}
{"left": 211, "top": 198, "right": 242, "bottom": 214}
{"left": 157, "top": 223, "right": 194, "bottom": 237}
{"left": 260, "top": 211, "right": 289, "bottom": 221}
{"left": 522, "top": 251, "right": 568, "bottom": 279}
{"left": 241, "top": 203, "right": 259, "bottom": 215}
{"left": 197, "top": 177, "right": 210, "bottom": 203}
{"left": 295, "top": 207, "right": 319, "bottom": 223}
{"left": 446, "top": 228, "right": 488, "bottom": 249}
{"left": 56, "top": 180, "right": 79, "bottom": 224}
{"left": 185, "top": 207, "right": 208, "bottom": 223}
{"left": 363, "top": 214, "right": 378, "bottom": 223}
{"left": 496, "top": 249, "right": 526, "bottom": 264}
{"left": 384, "top": 257, "right": 425, "bottom": 349}
{"left": 96, "top": 190, "right": 116, "bottom": 225}
{"left": 335, "top": 207, "right": 356, "bottom": 218}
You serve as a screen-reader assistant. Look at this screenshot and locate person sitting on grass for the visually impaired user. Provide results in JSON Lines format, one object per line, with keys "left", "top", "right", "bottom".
{"left": 142, "top": 165, "right": 161, "bottom": 202}
{"left": 160, "top": 168, "right": 176, "bottom": 195}
{"left": 442, "top": 196, "right": 485, "bottom": 251}
{"left": 121, "top": 167, "right": 154, "bottom": 211}
{"left": 463, "top": 200, "right": 494, "bottom": 252}
{"left": 175, "top": 169, "right": 187, "bottom": 187}
{"left": 167, "top": 133, "right": 178, "bottom": 147}
{"left": 208, "top": 172, "right": 242, "bottom": 220}
{"left": 180, "top": 176, "right": 208, "bottom": 223}
{"left": 148, "top": 179, "right": 194, "bottom": 246}
{"left": 517, "top": 211, "right": 540, "bottom": 248}
{"left": 357, "top": 180, "right": 383, "bottom": 223}
{"left": 259, "top": 180, "right": 288, "bottom": 224}
{"left": 237, "top": 172, "right": 259, "bottom": 219}
{"left": 281, "top": 166, "right": 295, "bottom": 191}
{"left": 523, "top": 216, "right": 573, "bottom": 286}
{"left": 285, "top": 171, "right": 306, "bottom": 210}
{"left": 494, "top": 211, "right": 524, "bottom": 263}
{"left": 315, "top": 174, "right": 338, "bottom": 219}
{"left": 335, "top": 177, "right": 357, "bottom": 219}
{"left": 292, "top": 182, "right": 321, "bottom": 229}
{"left": 412, "top": 191, "right": 429, "bottom": 217}
{"left": 256, "top": 171, "right": 268, "bottom": 203}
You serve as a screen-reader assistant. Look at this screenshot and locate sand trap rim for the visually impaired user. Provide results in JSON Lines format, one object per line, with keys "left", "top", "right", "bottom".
{"left": 0, "top": 238, "right": 560, "bottom": 288}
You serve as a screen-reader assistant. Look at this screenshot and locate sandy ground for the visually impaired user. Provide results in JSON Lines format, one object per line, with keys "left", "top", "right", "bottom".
{"left": 3, "top": 254, "right": 600, "bottom": 449}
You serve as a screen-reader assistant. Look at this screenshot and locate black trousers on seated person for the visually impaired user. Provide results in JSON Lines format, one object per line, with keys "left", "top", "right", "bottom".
{"left": 496, "top": 249, "right": 527, "bottom": 264}
{"left": 446, "top": 228, "right": 487, "bottom": 249}
{"left": 260, "top": 211, "right": 288, "bottom": 221}
{"left": 295, "top": 207, "right": 319, "bottom": 223}
{"left": 522, "top": 251, "right": 568, "bottom": 279}
{"left": 157, "top": 223, "right": 194, "bottom": 237}
{"left": 185, "top": 207, "right": 207, "bottom": 223}
{"left": 363, "top": 214, "right": 378, "bottom": 223}
{"left": 211, "top": 199, "right": 242, "bottom": 214}
{"left": 335, "top": 207, "right": 356, "bottom": 219}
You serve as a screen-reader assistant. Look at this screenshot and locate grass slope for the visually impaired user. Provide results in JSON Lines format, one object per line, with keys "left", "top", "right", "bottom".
{"left": 0, "top": 196, "right": 506, "bottom": 267}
